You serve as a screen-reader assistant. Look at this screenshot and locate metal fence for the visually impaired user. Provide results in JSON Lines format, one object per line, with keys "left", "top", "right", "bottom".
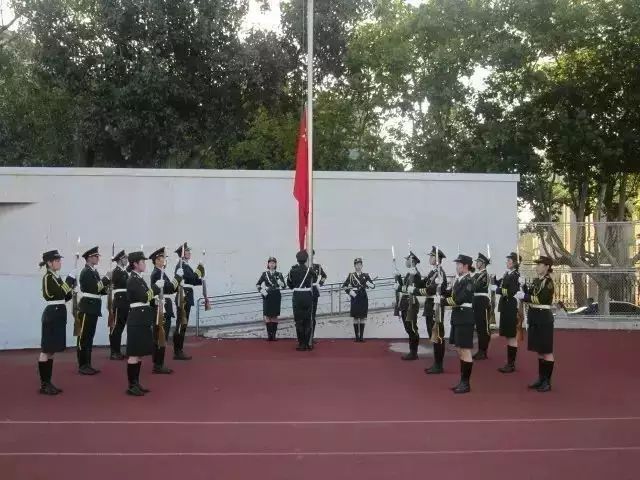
{"left": 518, "top": 221, "right": 640, "bottom": 316}
{"left": 195, "top": 277, "right": 399, "bottom": 335}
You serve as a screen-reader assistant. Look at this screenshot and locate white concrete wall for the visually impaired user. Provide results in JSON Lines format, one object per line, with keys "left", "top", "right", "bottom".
{"left": 0, "top": 168, "right": 519, "bottom": 349}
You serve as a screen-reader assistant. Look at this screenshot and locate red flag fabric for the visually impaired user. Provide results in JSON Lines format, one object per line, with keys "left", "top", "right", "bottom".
{"left": 293, "top": 109, "right": 309, "bottom": 251}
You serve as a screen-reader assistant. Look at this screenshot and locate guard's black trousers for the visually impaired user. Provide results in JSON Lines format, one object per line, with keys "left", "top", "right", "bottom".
{"left": 153, "top": 312, "right": 172, "bottom": 366}
{"left": 76, "top": 313, "right": 98, "bottom": 367}
{"left": 293, "top": 292, "right": 313, "bottom": 347}
{"left": 473, "top": 300, "right": 491, "bottom": 352}
{"left": 174, "top": 304, "right": 190, "bottom": 352}
{"left": 109, "top": 308, "right": 128, "bottom": 354}
{"left": 402, "top": 303, "right": 420, "bottom": 353}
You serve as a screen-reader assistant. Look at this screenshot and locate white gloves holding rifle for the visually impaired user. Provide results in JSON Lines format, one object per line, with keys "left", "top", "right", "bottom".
{"left": 349, "top": 290, "right": 357, "bottom": 298}
{"left": 176, "top": 268, "right": 184, "bottom": 277}
{"left": 261, "top": 289, "right": 268, "bottom": 298}
{"left": 515, "top": 291, "right": 525, "bottom": 300}
{"left": 155, "top": 279, "right": 165, "bottom": 289}
{"left": 490, "top": 285, "right": 498, "bottom": 292}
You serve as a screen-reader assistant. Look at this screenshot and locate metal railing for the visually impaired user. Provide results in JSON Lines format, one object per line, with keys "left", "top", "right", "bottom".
{"left": 195, "top": 277, "right": 398, "bottom": 336}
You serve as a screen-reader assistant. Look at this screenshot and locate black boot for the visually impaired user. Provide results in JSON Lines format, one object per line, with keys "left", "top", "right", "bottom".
{"left": 353, "top": 324, "right": 359, "bottom": 342}
{"left": 401, "top": 341, "right": 418, "bottom": 360}
{"left": 135, "top": 362, "right": 150, "bottom": 393}
{"left": 359, "top": 323, "right": 365, "bottom": 342}
{"left": 454, "top": 361, "right": 472, "bottom": 394}
{"left": 126, "top": 363, "right": 144, "bottom": 396}
{"left": 498, "top": 346, "right": 517, "bottom": 373}
{"left": 537, "top": 360, "right": 553, "bottom": 392}
{"left": 528, "top": 358, "right": 544, "bottom": 389}
{"left": 472, "top": 349, "right": 488, "bottom": 360}
{"left": 77, "top": 350, "right": 95, "bottom": 375}
{"left": 47, "top": 359, "right": 62, "bottom": 393}
{"left": 266, "top": 323, "right": 273, "bottom": 341}
{"left": 296, "top": 326, "right": 307, "bottom": 351}
{"left": 425, "top": 343, "right": 444, "bottom": 374}
{"left": 153, "top": 347, "right": 173, "bottom": 374}
{"left": 87, "top": 350, "right": 100, "bottom": 374}
{"left": 272, "top": 322, "right": 278, "bottom": 341}
{"left": 38, "top": 360, "right": 57, "bottom": 395}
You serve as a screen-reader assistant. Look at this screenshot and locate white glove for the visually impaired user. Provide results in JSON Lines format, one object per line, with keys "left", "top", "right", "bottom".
{"left": 261, "top": 289, "right": 268, "bottom": 298}
{"left": 490, "top": 285, "right": 498, "bottom": 292}
{"left": 515, "top": 291, "right": 525, "bottom": 301}
{"left": 366, "top": 281, "right": 374, "bottom": 288}
{"left": 435, "top": 277, "right": 443, "bottom": 285}
{"left": 66, "top": 272, "right": 76, "bottom": 279}
{"left": 408, "top": 286, "right": 416, "bottom": 294}
{"left": 313, "top": 282, "right": 320, "bottom": 288}
{"left": 394, "top": 282, "right": 400, "bottom": 290}
{"left": 349, "top": 290, "right": 357, "bottom": 298}
{"left": 518, "top": 276, "right": 525, "bottom": 286}
{"left": 434, "top": 295, "right": 441, "bottom": 304}
{"left": 176, "top": 268, "right": 184, "bottom": 277}
{"left": 155, "top": 280, "right": 165, "bottom": 289}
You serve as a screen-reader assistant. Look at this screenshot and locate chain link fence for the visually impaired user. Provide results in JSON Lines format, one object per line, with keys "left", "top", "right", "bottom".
{"left": 518, "top": 221, "right": 640, "bottom": 317}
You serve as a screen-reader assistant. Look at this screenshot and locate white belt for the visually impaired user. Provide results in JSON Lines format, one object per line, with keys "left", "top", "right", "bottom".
{"left": 81, "top": 292, "right": 101, "bottom": 299}
{"left": 455, "top": 303, "right": 473, "bottom": 308}
{"left": 529, "top": 304, "right": 551, "bottom": 310}
{"left": 154, "top": 295, "right": 176, "bottom": 301}
{"left": 474, "top": 293, "right": 489, "bottom": 297}
{"left": 182, "top": 284, "right": 194, "bottom": 290}
{"left": 130, "top": 302, "right": 149, "bottom": 308}
{"left": 112, "top": 289, "right": 127, "bottom": 294}
{"left": 293, "top": 288, "right": 311, "bottom": 291}
{"left": 425, "top": 295, "right": 435, "bottom": 299}
{"left": 46, "top": 300, "right": 65, "bottom": 306}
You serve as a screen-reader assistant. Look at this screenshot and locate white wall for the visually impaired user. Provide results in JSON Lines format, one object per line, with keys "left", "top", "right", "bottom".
{"left": 0, "top": 168, "right": 519, "bottom": 349}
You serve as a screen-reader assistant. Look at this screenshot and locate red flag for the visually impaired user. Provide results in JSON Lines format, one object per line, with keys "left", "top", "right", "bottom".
{"left": 293, "top": 109, "right": 308, "bottom": 251}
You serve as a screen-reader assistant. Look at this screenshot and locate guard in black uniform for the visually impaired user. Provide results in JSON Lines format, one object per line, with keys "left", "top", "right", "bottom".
{"left": 472, "top": 253, "right": 491, "bottom": 360}
{"left": 310, "top": 250, "right": 327, "bottom": 346}
{"left": 516, "top": 256, "right": 555, "bottom": 392}
{"left": 76, "top": 246, "right": 110, "bottom": 375}
{"left": 256, "top": 257, "right": 287, "bottom": 341}
{"left": 411, "top": 247, "right": 447, "bottom": 373}
{"left": 491, "top": 252, "right": 521, "bottom": 373}
{"left": 174, "top": 242, "right": 204, "bottom": 360}
{"left": 150, "top": 247, "right": 184, "bottom": 374}
{"left": 109, "top": 250, "right": 129, "bottom": 360}
{"left": 442, "top": 254, "right": 475, "bottom": 394}
{"left": 342, "top": 258, "right": 375, "bottom": 342}
{"left": 287, "top": 250, "right": 318, "bottom": 351}
{"left": 395, "top": 251, "right": 422, "bottom": 360}
{"left": 124, "top": 251, "right": 155, "bottom": 396}
{"left": 38, "top": 250, "right": 76, "bottom": 395}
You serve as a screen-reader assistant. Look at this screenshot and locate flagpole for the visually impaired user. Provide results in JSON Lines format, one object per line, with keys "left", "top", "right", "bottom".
{"left": 306, "top": 0, "right": 314, "bottom": 267}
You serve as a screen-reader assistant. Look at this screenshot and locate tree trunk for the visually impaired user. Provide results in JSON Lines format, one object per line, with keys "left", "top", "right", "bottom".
{"left": 597, "top": 288, "right": 610, "bottom": 316}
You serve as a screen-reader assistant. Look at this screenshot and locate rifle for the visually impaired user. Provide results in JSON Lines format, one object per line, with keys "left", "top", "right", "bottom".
{"left": 177, "top": 244, "right": 187, "bottom": 331}
{"left": 516, "top": 243, "right": 525, "bottom": 342}
{"left": 430, "top": 245, "right": 443, "bottom": 344}
{"left": 72, "top": 237, "right": 81, "bottom": 336}
{"left": 107, "top": 242, "right": 115, "bottom": 332}
{"left": 155, "top": 254, "right": 167, "bottom": 348}
{"left": 202, "top": 250, "right": 212, "bottom": 311}
{"left": 391, "top": 246, "right": 401, "bottom": 317}
{"left": 487, "top": 243, "right": 497, "bottom": 327}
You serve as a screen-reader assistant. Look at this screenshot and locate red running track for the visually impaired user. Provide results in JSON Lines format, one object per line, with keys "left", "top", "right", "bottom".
{"left": 0, "top": 330, "right": 639, "bottom": 479}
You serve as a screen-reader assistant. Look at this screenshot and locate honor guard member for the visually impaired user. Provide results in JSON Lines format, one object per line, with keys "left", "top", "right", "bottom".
{"left": 516, "top": 256, "right": 555, "bottom": 392}
{"left": 491, "top": 252, "right": 521, "bottom": 373}
{"left": 287, "top": 250, "right": 318, "bottom": 351}
{"left": 174, "top": 243, "right": 205, "bottom": 360}
{"left": 342, "top": 258, "right": 375, "bottom": 342}
{"left": 76, "top": 246, "right": 110, "bottom": 375}
{"left": 38, "top": 250, "right": 76, "bottom": 395}
{"left": 256, "top": 257, "right": 287, "bottom": 341}
{"left": 411, "top": 247, "right": 447, "bottom": 373}
{"left": 472, "top": 253, "right": 491, "bottom": 360}
{"left": 109, "top": 250, "right": 129, "bottom": 360}
{"left": 124, "top": 251, "right": 156, "bottom": 396}
{"left": 149, "top": 248, "right": 184, "bottom": 374}
{"left": 395, "top": 251, "right": 422, "bottom": 360}
{"left": 442, "top": 254, "right": 476, "bottom": 394}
